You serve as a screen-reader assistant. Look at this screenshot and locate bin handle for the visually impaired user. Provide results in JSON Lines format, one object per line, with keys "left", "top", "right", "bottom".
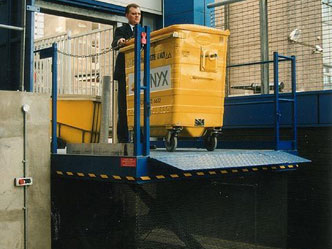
{"left": 201, "top": 49, "right": 218, "bottom": 71}
{"left": 192, "top": 75, "right": 214, "bottom": 80}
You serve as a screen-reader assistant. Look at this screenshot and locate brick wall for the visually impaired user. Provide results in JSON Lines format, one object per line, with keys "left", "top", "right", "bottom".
{"left": 212, "top": 0, "right": 326, "bottom": 95}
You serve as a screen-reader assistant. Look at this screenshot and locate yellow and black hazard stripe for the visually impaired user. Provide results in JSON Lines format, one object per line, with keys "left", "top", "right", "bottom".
{"left": 55, "top": 164, "right": 299, "bottom": 182}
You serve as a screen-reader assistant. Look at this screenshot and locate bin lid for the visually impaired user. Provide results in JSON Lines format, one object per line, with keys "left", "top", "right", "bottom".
{"left": 151, "top": 24, "right": 230, "bottom": 37}
{"left": 120, "top": 24, "right": 230, "bottom": 52}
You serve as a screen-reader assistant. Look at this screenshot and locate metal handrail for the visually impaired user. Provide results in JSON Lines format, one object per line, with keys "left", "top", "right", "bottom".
{"left": 222, "top": 55, "right": 298, "bottom": 151}
{"left": 133, "top": 24, "right": 151, "bottom": 156}
{"left": 273, "top": 52, "right": 297, "bottom": 151}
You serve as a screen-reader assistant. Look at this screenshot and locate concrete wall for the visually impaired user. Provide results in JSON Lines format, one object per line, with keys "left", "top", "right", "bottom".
{"left": 0, "top": 91, "right": 51, "bottom": 249}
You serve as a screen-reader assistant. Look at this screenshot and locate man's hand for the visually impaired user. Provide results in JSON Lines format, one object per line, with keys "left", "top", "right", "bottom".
{"left": 117, "top": 38, "right": 126, "bottom": 47}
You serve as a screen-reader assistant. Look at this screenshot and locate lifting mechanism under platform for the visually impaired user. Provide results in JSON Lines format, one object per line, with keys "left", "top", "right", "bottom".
{"left": 44, "top": 24, "right": 310, "bottom": 184}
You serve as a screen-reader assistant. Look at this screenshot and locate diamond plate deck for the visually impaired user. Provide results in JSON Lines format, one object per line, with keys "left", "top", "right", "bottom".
{"left": 150, "top": 149, "right": 310, "bottom": 171}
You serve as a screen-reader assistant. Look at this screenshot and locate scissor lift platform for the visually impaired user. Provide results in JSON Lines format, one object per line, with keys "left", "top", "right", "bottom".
{"left": 52, "top": 148, "right": 309, "bottom": 184}
{"left": 48, "top": 26, "right": 310, "bottom": 184}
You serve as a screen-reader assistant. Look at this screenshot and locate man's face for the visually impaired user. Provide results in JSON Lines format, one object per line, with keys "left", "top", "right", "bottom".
{"left": 126, "top": 7, "right": 141, "bottom": 25}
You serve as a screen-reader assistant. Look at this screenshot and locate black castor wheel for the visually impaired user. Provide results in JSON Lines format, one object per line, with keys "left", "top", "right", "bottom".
{"left": 165, "top": 133, "right": 178, "bottom": 152}
{"left": 204, "top": 135, "right": 217, "bottom": 151}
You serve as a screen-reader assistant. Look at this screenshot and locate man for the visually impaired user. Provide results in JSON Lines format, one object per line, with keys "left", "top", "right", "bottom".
{"left": 112, "top": 3, "right": 141, "bottom": 143}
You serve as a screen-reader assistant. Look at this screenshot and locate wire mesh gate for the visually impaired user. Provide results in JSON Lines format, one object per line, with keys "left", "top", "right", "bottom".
{"left": 209, "top": 0, "right": 332, "bottom": 95}
{"left": 52, "top": 177, "right": 288, "bottom": 249}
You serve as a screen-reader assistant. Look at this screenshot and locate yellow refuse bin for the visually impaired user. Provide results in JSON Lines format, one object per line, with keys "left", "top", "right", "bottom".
{"left": 121, "top": 24, "right": 229, "bottom": 151}
{"left": 53, "top": 95, "right": 101, "bottom": 146}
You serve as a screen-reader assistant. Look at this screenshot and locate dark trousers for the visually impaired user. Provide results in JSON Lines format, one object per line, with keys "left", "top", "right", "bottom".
{"left": 117, "top": 74, "right": 129, "bottom": 142}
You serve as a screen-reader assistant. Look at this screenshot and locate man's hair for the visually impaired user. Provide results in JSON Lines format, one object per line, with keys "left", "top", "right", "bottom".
{"left": 125, "top": 3, "right": 140, "bottom": 14}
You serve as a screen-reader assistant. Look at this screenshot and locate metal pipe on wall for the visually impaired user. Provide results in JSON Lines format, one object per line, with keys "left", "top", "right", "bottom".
{"left": 22, "top": 104, "right": 30, "bottom": 249}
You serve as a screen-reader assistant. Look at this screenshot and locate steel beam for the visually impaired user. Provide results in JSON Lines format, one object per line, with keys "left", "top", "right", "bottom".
{"left": 0, "top": 24, "right": 24, "bottom": 31}
{"left": 35, "top": 0, "right": 127, "bottom": 24}
{"left": 20, "top": 0, "right": 27, "bottom": 91}
{"left": 207, "top": 0, "right": 246, "bottom": 8}
{"left": 25, "top": 0, "right": 35, "bottom": 92}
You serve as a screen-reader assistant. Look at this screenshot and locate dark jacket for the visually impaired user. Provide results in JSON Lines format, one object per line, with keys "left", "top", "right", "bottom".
{"left": 112, "top": 23, "right": 134, "bottom": 80}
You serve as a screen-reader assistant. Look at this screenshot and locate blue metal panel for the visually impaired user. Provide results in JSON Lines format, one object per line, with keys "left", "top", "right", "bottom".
{"left": 223, "top": 90, "right": 332, "bottom": 128}
{"left": 0, "top": 0, "right": 22, "bottom": 91}
{"left": 194, "top": 0, "right": 214, "bottom": 26}
{"left": 136, "top": 156, "right": 148, "bottom": 177}
{"left": 51, "top": 43, "right": 58, "bottom": 153}
{"left": 52, "top": 154, "right": 137, "bottom": 177}
{"left": 0, "top": 0, "right": 10, "bottom": 89}
{"left": 273, "top": 52, "right": 281, "bottom": 149}
{"left": 164, "top": 0, "right": 214, "bottom": 26}
{"left": 143, "top": 26, "right": 151, "bottom": 156}
{"left": 134, "top": 25, "right": 142, "bottom": 156}
{"left": 319, "top": 92, "right": 332, "bottom": 124}
{"left": 26, "top": 0, "right": 35, "bottom": 92}
{"left": 155, "top": 15, "right": 163, "bottom": 29}
{"left": 150, "top": 149, "right": 310, "bottom": 171}
{"left": 164, "top": 12, "right": 194, "bottom": 26}
{"left": 223, "top": 95, "right": 275, "bottom": 127}
{"left": 51, "top": 149, "right": 310, "bottom": 183}
{"left": 296, "top": 93, "right": 319, "bottom": 125}
{"left": 272, "top": 52, "right": 297, "bottom": 150}
{"left": 164, "top": 0, "right": 194, "bottom": 26}
{"left": 133, "top": 24, "right": 151, "bottom": 156}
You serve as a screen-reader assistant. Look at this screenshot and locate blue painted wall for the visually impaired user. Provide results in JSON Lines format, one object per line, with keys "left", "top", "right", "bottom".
{"left": 194, "top": 0, "right": 213, "bottom": 26}
{"left": 164, "top": 0, "right": 213, "bottom": 27}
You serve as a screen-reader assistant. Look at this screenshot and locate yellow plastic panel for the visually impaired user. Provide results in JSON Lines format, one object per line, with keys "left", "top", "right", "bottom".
{"left": 122, "top": 24, "right": 229, "bottom": 138}
{"left": 51, "top": 96, "right": 101, "bottom": 144}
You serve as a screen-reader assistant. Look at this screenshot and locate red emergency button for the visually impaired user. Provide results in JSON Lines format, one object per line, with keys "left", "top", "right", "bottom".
{"left": 141, "top": 32, "right": 147, "bottom": 45}
{"left": 15, "top": 177, "right": 33, "bottom": 187}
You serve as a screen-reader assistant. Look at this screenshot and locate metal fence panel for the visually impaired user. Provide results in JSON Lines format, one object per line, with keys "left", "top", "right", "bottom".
{"left": 34, "top": 27, "right": 114, "bottom": 96}
{"left": 210, "top": 0, "right": 332, "bottom": 96}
